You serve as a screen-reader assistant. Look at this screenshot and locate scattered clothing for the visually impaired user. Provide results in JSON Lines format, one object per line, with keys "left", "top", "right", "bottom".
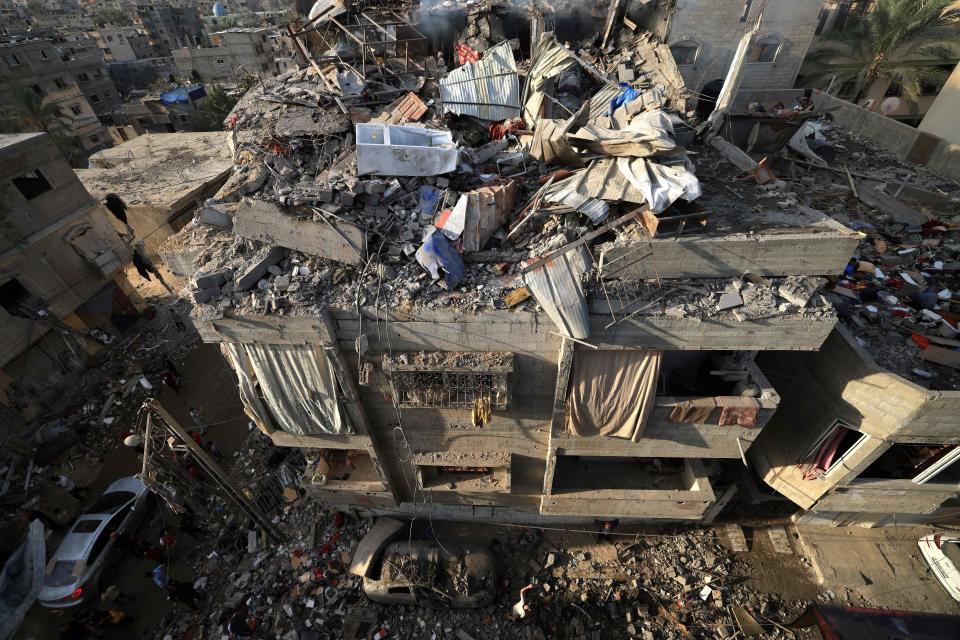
{"left": 716, "top": 396, "right": 760, "bottom": 427}
{"left": 151, "top": 565, "right": 169, "bottom": 589}
{"left": 512, "top": 584, "right": 535, "bottom": 619}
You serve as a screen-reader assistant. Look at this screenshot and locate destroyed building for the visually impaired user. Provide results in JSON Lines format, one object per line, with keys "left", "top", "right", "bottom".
{"left": 1, "top": 132, "right": 136, "bottom": 425}
{"left": 149, "top": 0, "right": 900, "bottom": 526}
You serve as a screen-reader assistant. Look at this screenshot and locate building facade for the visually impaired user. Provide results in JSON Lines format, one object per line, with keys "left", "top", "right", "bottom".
{"left": 89, "top": 27, "right": 157, "bottom": 62}
{"left": 0, "top": 132, "right": 135, "bottom": 420}
{"left": 667, "top": 0, "right": 825, "bottom": 96}
{"left": 0, "top": 37, "right": 112, "bottom": 155}
{"left": 173, "top": 27, "right": 284, "bottom": 84}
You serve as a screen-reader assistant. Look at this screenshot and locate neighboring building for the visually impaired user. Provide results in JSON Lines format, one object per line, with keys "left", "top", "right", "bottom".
{"left": 89, "top": 27, "right": 157, "bottom": 62}
{"left": 76, "top": 131, "right": 233, "bottom": 258}
{"left": 132, "top": 1, "right": 206, "bottom": 55}
{"left": 60, "top": 37, "right": 122, "bottom": 116}
{"left": 667, "top": 0, "right": 825, "bottom": 98}
{"left": 106, "top": 56, "right": 180, "bottom": 94}
{"left": 0, "top": 132, "right": 135, "bottom": 419}
{"left": 0, "top": 37, "right": 111, "bottom": 155}
{"left": 174, "top": 27, "right": 283, "bottom": 84}
{"left": 798, "top": 0, "right": 959, "bottom": 123}
{"left": 201, "top": 9, "right": 292, "bottom": 34}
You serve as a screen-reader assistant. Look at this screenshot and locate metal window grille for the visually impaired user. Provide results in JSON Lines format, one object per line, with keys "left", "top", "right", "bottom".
{"left": 384, "top": 353, "right": 513, "bottom": 410}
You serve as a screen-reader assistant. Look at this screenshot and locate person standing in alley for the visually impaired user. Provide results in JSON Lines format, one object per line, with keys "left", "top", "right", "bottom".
{"left": 189, "top": 407, "right": 206, "bottom": 435}
{"left": 149, "top": 564, "right": 200, "bottom": 610}
{"left": 170, "top": 308, "right": 187, "bottom": 332}
{"left": 104, "top": 193, "right": 135, "bottom": 240}
{"left": 131, "top": 241, "right": 174, "bottom": 293}
{"left": 595, "top": 518, "right": 620, "bottom": 543}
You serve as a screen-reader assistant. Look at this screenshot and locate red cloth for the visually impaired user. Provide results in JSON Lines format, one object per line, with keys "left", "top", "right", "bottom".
{"left": 456, "top": 43, "right": 479, "bottom": 65}
{"left": 489, "top": 117, "right": 527, "bottom": 140}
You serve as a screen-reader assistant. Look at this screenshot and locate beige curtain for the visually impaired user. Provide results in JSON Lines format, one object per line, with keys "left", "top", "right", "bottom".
{"left": 221, "top": 343, "right": 274, "bottom": 435}
{"left": 220, "top": 343, "right": 350, "bottom": 436}
{"left": 566, "top": 350, "right": 662, "bottom": 441}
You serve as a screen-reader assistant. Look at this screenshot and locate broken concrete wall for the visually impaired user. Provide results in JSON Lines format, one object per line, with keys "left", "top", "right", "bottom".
{"left": 599, "top": 219, "right": 861, "bottom": 279}
{"left": 233, "top": 199, "right": 366, "bottom": 266}
{"left": 813, "top": 92, "right": 960, "bottom": 184}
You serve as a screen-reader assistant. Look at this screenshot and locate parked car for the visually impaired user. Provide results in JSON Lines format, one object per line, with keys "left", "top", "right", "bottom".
{"left": 918, "top": 533, "right": 960, "bottom": 603}
{"left": 38, "top": 476, "right": 152, "bottom": 608}
{"left": 363, "top": 541, "right": 496, "bottom": 608}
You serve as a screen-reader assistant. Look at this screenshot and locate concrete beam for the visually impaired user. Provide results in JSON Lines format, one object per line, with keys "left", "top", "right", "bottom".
{"left": 234, "top": 199, "right": 366, "bottom": 266}
{"left": 600, "top": 226, "right": 860, "bottom": 279}
{"left": 196, "top": 307, "right": 837, "bottom": 352}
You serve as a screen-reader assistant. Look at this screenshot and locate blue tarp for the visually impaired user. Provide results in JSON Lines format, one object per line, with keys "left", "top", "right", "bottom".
{"left": 159, "top": 85, "right": 206, "bottom": 106}
{"left": 609, "top": 83, "right": 639, "bottom": 114}
{"left": 416, "top": 229, "right": 464, "bottom": 290}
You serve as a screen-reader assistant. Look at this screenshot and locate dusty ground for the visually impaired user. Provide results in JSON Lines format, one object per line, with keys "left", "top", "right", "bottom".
{"left": 14, "top": 264, "right": 254, "bottom": 640}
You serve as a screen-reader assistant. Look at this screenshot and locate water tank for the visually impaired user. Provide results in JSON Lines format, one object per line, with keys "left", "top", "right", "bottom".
{"left": 212, "top": 1, "right": 228, "bottom": 16}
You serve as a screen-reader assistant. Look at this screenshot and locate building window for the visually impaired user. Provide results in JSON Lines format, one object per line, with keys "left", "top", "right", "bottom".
{"left": 77, "top": 72, "right": 90, "bottom": 82}
{"left": 90, "top": 95, "right": 101, "bottom": 103}
{"left": 670, "top": 41, "right": 699, "bottom": 66}
{"left": 0, "top": 279, "right": 32, "bottom": 317}
{"left": 55, "top": 77, "right": 67, "bottom": 88}
{"left": 383, "top": 352, "right": 513, "bottom": 410}
{"left": 70, "top": 104, "right": 82, "bottom": 115}
{"left": 254, "top": 43, "right": 264, "bottom": 55}
{"left": 178, "top": 115, "right": 189, "bottom": 123}
{"left": 861, "top": 443, "right": 960, "bottom": 485}
{"left": 30, "top": 84, "right": 42, "bottom": 94}
{"left": 107, "top": 35, "right": 114, "bottom": 42}
{"left": 800, "top": 420, "right": 867, "bottom": 480}
{"left": 216, "top": 58, "right": 225, "bottom": 64}
{"left": 3, "top": 53, "right": 21, "bottom": 66}
{"left": 11, "top": 169, "right": 53, "bottom": 200}
{"left": 748, "top": 36, "right": 781, "bottom": 64}
{"left": 39, "top": 49, "right": 49, "bottom": 59}
{"left": 136, "top": 117, "right": 147, "bottom": 125}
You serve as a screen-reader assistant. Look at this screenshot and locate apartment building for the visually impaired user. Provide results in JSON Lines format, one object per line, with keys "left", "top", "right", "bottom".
{"left": 133, "top": 1, "right": 206, "bottom": 55}
{"left": 0, "top": 132, "right": 135, "bottom": 420}
{"left": 173, "top": 27, "right": 284, "bottom": 84}
{"left": 89, "top": 26, "right": 157, "bottom": 62}
{"left": 60, "top": 36, "right": 122, "bottom": 116}
{"left": 668, "top": 0, "right": 824, "bottom": 98}
{"left": 0, "top": 37, "right": 111, "bottom": 154}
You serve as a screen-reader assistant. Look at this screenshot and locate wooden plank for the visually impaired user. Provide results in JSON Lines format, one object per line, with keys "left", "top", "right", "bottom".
{"left": 920, "top": 345, "right": 960, "bottom": 369}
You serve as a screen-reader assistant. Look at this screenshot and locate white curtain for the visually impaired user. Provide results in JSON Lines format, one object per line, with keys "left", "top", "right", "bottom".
{"left": 221, "top": 343, "right": 350, "bottom": 436}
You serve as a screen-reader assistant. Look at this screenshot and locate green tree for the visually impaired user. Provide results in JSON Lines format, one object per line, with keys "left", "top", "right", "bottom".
{"left": 190, "top": 85, "right": 241, "bottom": 131}
{"left": 807, "top": 0, "right": 960, "bottom": 107}
{"left": 0, "top": 89, "right": 78, "bottom": 159}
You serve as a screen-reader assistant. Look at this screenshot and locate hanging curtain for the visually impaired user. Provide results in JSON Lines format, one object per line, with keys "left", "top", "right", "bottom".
{"left": 566, "top": 350, "right": 662, "bottom": 441}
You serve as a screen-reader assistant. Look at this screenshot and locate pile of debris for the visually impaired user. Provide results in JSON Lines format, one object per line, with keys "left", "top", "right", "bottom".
{"left": 784, "top": 117, "right": 960, "bottom": 389}
{"left": 179, "top": 4, "right": 831, "bottom": 340}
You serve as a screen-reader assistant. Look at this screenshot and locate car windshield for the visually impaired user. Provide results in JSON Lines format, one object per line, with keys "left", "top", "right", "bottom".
{"left": 45, "top": 560, "right": 80, "bottom": 587}
{"left": 72, "top": 519, "right": 101, "bottom": 534}
{"left": 85, "top": 491, "right": 134, "bottom": 515}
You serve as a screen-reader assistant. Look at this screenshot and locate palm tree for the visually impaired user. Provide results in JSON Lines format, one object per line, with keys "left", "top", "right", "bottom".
{"left": 0, "top": 88, "right": 63, "bottom": 133}
{"left": 806, "top": 0, "right": 960, "bottom": 107}
{"left": 0, "top": 89, "right": 77, "bottom": 160}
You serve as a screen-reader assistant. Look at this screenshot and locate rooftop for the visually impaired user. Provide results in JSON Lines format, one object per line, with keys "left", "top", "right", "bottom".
{"left": 76, "top": 132, "right": 233, "bottom": 210}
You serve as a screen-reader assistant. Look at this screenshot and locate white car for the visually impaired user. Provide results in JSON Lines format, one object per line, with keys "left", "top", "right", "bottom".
{"left": 38, "top": 476, "right": 152, "bottom": 608}
{"left": 918, "top": 533, "right": 960, "bottom": 603}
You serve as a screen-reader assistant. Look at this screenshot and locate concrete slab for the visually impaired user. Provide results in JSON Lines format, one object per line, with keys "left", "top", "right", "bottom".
{"left": 722, "top": 524, "right": 749, "bottom": 552}
{"left": 233, "top": 199, "right": 366, "bottom": 266}
{"left": 794, "top": 525, "right": 960, "bottom": 613}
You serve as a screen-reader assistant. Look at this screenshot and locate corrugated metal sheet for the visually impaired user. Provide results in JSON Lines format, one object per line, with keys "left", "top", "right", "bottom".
{"left": 521, "top": 38, "right": 579, "bottom": 123}
{"left": 307, "top": 0, "right": 346, "bottom": 23}
{"left": 440, "top": 41, "right": 520, "bottom": 122}
{"left": 553, "top": 191, "right": 609, "bottom": 224}
{"left": 524, "top": 245, "right": 592, "bottom": 340}
{"left": 548, "top": 159, "right": 648, "bottom": 204}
